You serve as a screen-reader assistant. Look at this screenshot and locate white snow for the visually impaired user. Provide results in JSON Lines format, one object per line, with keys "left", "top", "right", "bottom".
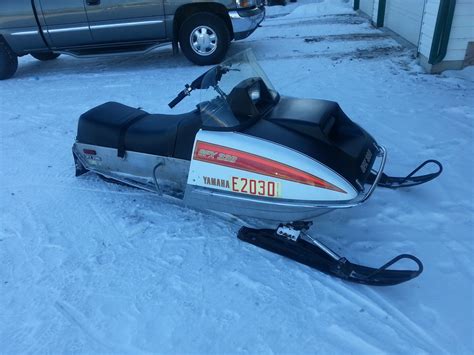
{"left": 1, "top": 0, "right": 473, "bottom": 353}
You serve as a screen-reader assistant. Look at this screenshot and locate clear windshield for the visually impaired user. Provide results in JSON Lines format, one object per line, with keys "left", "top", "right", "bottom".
{"left": 199, "top": 49, "right": 278, "bottom": 129}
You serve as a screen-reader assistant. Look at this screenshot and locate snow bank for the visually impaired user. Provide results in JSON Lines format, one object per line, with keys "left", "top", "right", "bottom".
{"left": 266, "top": 0, "right": 353, "bottom": 18}
{"left": 443, "top": 65, "right": 474, "bottom": 82}
{"left": 284, "top": 0, "right": 353, "bottom": 18}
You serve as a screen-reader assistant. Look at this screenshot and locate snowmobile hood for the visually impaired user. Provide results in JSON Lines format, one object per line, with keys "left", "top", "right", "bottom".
{"left": 243, "top": 96, "right": 379, "bottom": 191}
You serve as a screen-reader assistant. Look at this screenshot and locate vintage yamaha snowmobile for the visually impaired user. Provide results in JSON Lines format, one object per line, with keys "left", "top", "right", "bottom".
{"left": 72, "top": 50, "right": 442, "bottom": 286}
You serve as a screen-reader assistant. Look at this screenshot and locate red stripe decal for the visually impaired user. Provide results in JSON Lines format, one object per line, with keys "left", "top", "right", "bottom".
{"left": 193, "top": 141, "right": 346, "bottom": 193}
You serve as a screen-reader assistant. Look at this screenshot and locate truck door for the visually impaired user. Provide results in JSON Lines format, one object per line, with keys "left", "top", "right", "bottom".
{"left": 35, "top": 0, "right": 93, "bottom": 47}
{"left": 84, "top": 0, "right": 166, "bottom": 43}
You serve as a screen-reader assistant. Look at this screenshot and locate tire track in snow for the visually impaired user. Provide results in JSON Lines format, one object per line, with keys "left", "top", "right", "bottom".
{"left": 0, "top": 181, "right": 159, "bottom": 198}
{"left": 246, "top": 32, "right": 390, "bottom": 43}
{"left": 327, "top": 324, "right": 385, "bottom": 353}
{"left": 86, "top": 193, "right": 140, "bottom": 251}
{"left": 250, "top": 249, "right": 444, "bottom": 353}
{"left": 364, "top": 288, "right": 448, "bottom": 353}
{"left": 322, "top": 275, "right": 447, "bottom": 352}
{"left": 55, "top": 301, "right": 141, "bottom": 353}
{"left": 280, "top": 219, "right": 447, "bottom": 351}
{"left": 236, "top": 241, "right": 408, "bottom": 350}
{"left": 264, "top": 13, "right": 358, "bottom": 25}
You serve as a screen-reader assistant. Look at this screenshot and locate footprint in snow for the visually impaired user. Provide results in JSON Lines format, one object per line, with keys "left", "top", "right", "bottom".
{"left": 96, "top": 250, "right": 116, "bottom": 265}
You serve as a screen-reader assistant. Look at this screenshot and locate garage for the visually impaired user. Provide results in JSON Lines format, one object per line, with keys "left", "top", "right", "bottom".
{"left": 359, "top": 0, "right": 374, "bottom": 17}
{"left": 384, "top": 0, "right": 426, "bottom": 45}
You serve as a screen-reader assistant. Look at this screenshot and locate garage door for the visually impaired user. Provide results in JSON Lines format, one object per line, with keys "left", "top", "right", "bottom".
{"left": 385, "top": 0, "right": 425, "bottom": 45}
{"left": 359, "top": 0, "right": 375, "bottom": 17}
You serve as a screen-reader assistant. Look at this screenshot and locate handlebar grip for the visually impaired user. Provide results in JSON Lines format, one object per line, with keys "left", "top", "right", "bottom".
{"left": 168, "top": 90, "right": 187, "bottom": 109}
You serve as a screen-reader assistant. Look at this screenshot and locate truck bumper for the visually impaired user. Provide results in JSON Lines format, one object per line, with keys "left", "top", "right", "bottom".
{"left": 229, "top": 6, "right": 265, "bottom": 40}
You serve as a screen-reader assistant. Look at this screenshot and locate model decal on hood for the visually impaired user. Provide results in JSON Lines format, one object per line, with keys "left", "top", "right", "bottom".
{"left": 194, "top": 141, "right": 346, "bottom": 194}
{"left": 360, "top": 148, "right": 373, "bottom": 173}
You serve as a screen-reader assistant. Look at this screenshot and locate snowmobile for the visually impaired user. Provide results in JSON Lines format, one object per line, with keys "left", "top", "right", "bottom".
{"left": 72, "top": 49, "right": 442, "bottom": 286}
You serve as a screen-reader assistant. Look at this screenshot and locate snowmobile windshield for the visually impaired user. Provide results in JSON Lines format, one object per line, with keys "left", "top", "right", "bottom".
{"left": 199, "top": 49, "right": 279, "bottom": 130}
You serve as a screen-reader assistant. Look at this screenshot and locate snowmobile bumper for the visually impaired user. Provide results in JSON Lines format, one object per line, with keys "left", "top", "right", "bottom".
{"left": 73, "top": 147, "right": 88, "bottom": 177}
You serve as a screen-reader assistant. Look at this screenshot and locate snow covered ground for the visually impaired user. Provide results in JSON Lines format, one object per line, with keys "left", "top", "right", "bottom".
{"left": 1, "top": 0, "right": 473, "bottom": 353}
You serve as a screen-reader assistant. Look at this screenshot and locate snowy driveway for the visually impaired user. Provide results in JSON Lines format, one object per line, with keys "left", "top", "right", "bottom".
{"left": 1, "top": 1, "right": 473, "bottom": 353}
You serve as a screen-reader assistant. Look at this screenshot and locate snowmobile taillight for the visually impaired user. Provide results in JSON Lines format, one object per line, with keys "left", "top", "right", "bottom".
{"left": 83, "top": 149, "right": 96, "bottom": 155}
{"left": 194, "top": 141, "right": 346, "bottom": 193}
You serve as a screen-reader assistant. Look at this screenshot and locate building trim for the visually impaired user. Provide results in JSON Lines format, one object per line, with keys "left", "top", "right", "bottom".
{"left": 419, "top": 53, "right": 464, "bottom": 73}
{"left": 429, "top": 0, "right": 457, "bottom": 65}
{"left": 376, "top": 0, "right": 386, "bottom": 27}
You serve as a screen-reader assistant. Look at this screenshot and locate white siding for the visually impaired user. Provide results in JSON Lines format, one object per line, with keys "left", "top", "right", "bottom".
{"left": 419, "top": 0, "right": 474, "bottom": 62}
{"left": 445, "top": 0, "right": 474, "bottom": 61}
{"left": 385, "top": 0, "right": 426, "bottom": 45}
{"left": 360, "top": 0, "right": 375, "bottom": 16}
{"left": 418, "top": 0, "right": 439, "bottom": 58}
{"left": 372, "top": 0, "right": 380, "bottom": 23}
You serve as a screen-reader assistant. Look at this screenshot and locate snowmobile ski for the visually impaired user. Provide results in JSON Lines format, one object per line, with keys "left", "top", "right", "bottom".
{"left": 368, "top": 159, "right": 443, "bottom": 189}
{"left": 238, "top": 222, "right": 423, "bottom": 286}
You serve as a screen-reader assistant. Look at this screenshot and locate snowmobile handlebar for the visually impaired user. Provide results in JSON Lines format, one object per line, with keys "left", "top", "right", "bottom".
{"left": 168, "top": 85, "right": 191, "bottom": 108}
{"left": 168, "top": 66, "right": 234, "bottom": 108}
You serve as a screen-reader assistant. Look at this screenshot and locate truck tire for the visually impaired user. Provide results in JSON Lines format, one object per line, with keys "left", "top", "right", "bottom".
{"left": 179, "top": 12, "right": 230, "bottom": 66}
{"left": 31, "top": 52, "right": 61, "bottom": 61}
{"left": 0, "top": 41, "right": 18, "bottom": 80}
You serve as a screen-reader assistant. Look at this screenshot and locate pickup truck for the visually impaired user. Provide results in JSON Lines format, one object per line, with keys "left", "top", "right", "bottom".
{"left": 0, "top": 0, "right": 265, "bottom": 80}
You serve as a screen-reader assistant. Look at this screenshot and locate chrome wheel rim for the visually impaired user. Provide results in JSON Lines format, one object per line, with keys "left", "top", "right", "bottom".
{"left": 190, "top": 26, "right": 218, "bottom": 56}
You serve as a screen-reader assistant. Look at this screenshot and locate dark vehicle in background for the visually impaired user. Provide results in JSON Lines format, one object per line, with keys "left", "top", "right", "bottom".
{"left": 0, "top": 0, "right": 265, "bottom": 79}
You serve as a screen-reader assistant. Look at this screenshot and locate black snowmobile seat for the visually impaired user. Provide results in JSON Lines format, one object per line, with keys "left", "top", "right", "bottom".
{"left": 77, "top": 102, "right": 202, "bottom": 160}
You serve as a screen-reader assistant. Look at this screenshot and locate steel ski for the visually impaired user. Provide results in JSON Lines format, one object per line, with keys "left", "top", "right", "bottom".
{"left": 238, "top": 222, "right": 423, "bottom": 286}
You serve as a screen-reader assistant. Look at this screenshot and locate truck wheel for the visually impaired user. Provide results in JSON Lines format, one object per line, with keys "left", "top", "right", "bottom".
{"left": 31, "top": 52, "right": 61, "bottom": 61}
{"left": 179, "top": 13, "right": 230, "bottom": 66}
{"left": 0, "top": 41, "right": 18, "bottom": 80}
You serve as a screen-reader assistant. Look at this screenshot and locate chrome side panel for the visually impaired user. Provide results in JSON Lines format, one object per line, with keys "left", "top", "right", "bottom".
{"left": 185, "top": 185, "right": 334, "bottom": 222}
{"left": 73, "top": 143, "right": 190, "bottom": 194}
{"left": 186, "top": 130, "right": 359, "bottom": 202}
{"left": 73, "top": 135, "right": 386, "bottom": 223}
{"left": 184, "top": 145, "right": 387, "bottom": 222}
{"left": 181, "top": 130, "right": 386, "bottom": 222}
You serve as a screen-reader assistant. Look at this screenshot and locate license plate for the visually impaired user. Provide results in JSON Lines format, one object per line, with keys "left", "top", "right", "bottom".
{"left": 231, "top": 177, "right": 281, "bottom": 198}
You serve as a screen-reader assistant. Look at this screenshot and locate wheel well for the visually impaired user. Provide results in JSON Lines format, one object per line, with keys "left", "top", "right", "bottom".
{"left": 0, "top": 35, "right": 15, "bottom": 53}
{"left": 0, "top": 35, "right": 8, "bottom": 47}
{"left": 173, "top": 3, "right": 234, "bottom": 42}
{"left": 1, "top": 35, "right": 28, "bottom": 57}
